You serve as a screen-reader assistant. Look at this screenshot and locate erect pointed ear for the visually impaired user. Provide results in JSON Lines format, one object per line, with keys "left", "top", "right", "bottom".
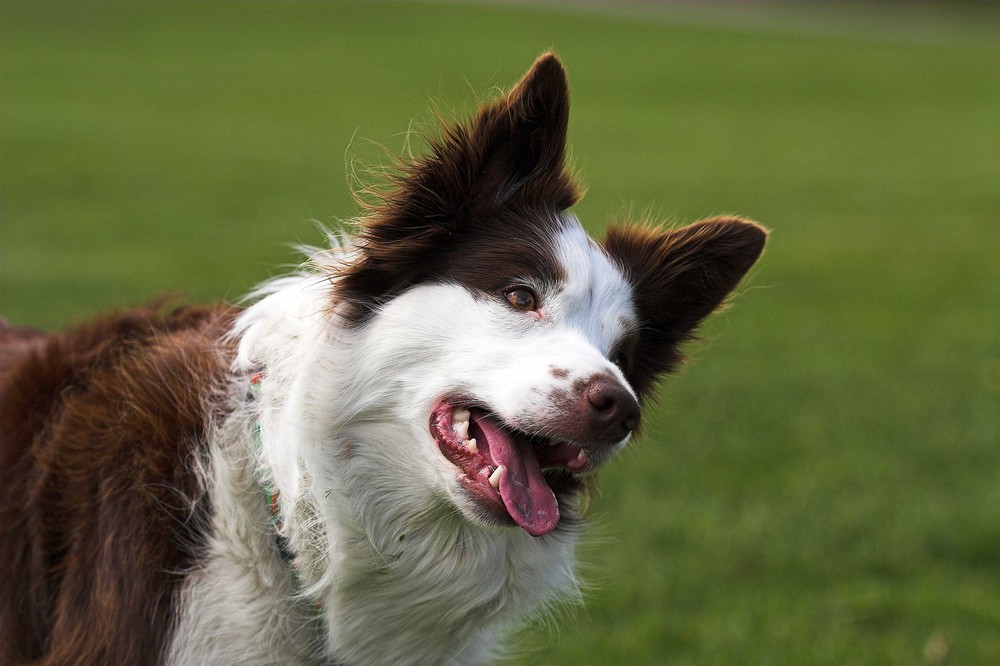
{"left": 603, "top": 217, "right": 768, "bottom": 399}
{"left": 337, "top": 53, "right": 581, "bottom": 322}
{"left": 380, "top": 51, "right": 579, "bottom": 226}
{"left": 462, "top": 51, "right": 579, "bottom": 210}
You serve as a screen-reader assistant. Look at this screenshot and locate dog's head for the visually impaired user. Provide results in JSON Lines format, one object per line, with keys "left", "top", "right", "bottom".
{"left": 332, "top": 54, "right": 766, "bottom": 537}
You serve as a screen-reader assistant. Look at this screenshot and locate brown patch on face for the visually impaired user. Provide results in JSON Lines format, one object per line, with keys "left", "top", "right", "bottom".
{"left": 603, "top": 216, "right": 767, "bottom": 400}
{"left": 550, "top": 366, "right": 570, "bottom": 380}
{"left": 335, "top": 52, "right": 581, "bottom": 322}
{"left": 0, "top": 303, "right": 238, "bottom": 664}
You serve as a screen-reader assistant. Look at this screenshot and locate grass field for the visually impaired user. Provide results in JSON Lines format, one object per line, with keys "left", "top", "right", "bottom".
{"left": 2, "top": 1, "right": 999, "bottom": 663}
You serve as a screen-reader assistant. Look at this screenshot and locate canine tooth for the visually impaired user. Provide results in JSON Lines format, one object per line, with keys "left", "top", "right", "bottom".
{"left": 453, "top": 420, "right": 469, "bottom": 440}
{"left": 488, "top": 466, "right": 505, "bottom": 489}
{"left": 467, "top": 438, "right": 478, "bottom": 453}
{"left": 453, "top": 407, "right": 471, "bottom": 422}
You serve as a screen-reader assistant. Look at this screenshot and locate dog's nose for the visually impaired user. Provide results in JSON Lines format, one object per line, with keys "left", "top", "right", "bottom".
{"left": 584, "top": 377, "right": 640, "bottom": 442}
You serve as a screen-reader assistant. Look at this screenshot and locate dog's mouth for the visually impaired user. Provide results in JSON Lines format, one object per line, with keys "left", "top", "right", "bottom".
{"left": 430, "top": 400, "right": 589, "bottom": 537}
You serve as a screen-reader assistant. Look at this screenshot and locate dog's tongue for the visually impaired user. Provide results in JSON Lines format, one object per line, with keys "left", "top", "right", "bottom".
{"left": 474, "top": 414, "right": 559, "bottom": 536}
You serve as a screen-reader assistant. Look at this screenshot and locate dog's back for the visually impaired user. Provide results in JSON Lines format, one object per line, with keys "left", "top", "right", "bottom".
{"left": 0, "top": 306, "right": 234, "bottom": 664}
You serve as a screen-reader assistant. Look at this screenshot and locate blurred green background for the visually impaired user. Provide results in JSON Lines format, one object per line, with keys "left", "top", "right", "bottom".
{"left": 2, "top": 1, "right": 999, "bottom": 663}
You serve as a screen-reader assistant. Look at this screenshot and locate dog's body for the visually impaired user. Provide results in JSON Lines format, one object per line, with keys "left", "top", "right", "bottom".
{"left": 0, "top": 54, "right": 766, "bottom": 665}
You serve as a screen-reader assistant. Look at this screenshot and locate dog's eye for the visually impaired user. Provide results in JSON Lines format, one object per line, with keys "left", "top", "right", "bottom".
{"left": 504, "top": 287, "right": 538, "bottom": 312}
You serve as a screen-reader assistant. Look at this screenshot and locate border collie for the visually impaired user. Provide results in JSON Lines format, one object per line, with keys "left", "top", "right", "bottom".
{"left": 0, "top": 53, "right": 766, "bottom": 665}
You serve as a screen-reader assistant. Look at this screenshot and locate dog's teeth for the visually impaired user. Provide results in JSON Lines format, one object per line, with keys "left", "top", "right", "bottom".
{"left": 576, "top": 450, "right": 586, "bottom": 461}
{"left": 488, "top": 466, "right": 505, "bottom": 489}
{"left": 453, "top": 407, "right": 471, "bottom": 422}
{"left": 467, "top": 438, "right": 478, "bottom": 453}
{"left": 453, "top": 420, "right": 469, "bottom": 440}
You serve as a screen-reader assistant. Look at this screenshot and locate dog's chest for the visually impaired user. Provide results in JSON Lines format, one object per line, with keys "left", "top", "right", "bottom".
{"left": 314, "top": 521, "right": 579, "bottom": 664}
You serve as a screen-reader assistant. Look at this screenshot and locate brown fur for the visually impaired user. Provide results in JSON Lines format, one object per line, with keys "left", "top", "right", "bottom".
{"left": 336, "top": 53, "right": 580, "bottom": 322}
{"left": 0, "top": 304, "right": 238, "bottom": 665}
{"left": 603, "top": 217, "right": 767, "bottom": 400}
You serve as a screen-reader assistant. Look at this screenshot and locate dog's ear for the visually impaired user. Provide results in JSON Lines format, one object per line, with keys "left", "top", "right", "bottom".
{"left": 459, "top": 51, "right": 579, "bottom": 211}
{"left": 389, "top": 51, "right": 579, "bottom": 220}
{"left": 603, "top": 217, "right": 768, "bottom": 399}
{"left": 338, "top": 53, "right": 580, "bottom": 322}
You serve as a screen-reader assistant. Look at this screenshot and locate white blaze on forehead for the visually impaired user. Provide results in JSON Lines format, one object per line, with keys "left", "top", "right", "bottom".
{"left": 550, "top": 216, "right": 637, "bottom": 353}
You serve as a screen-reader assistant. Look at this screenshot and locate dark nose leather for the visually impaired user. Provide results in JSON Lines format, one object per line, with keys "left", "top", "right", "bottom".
{"left": 584, "top": 377, "right": 640, "bottom": 443}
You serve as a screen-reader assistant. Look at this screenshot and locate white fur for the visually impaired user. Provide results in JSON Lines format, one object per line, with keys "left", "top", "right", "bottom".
{"left": 168, "top": 215, "right": 638, "bottom": 665}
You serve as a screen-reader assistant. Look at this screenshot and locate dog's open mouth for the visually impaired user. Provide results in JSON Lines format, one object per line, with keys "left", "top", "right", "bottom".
{"left": 430, "top": 400, "right": 589, "bottom": 536}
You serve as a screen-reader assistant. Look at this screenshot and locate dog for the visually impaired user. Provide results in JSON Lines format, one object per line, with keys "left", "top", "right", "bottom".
{"left": 0, "top": 53, "right": 766, "bottom": 665}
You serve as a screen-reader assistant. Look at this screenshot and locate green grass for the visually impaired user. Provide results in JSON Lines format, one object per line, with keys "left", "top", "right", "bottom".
{"left": 3, "top": 1, "right": 999, "bottom": 663}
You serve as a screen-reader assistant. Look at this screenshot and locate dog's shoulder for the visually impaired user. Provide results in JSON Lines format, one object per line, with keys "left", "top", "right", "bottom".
{"left": 0, "top": 302, "right": 238, "bottom": 665}
{"left": 0, "top": 302, "right": 238, "bottom": 466}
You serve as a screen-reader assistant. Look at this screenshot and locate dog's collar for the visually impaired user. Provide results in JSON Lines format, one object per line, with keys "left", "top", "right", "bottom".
{"left": 247, "top": 370, "right": 295, "bottom": 561}
{"left": 246, "top": 370, "right": 326, "bottom": 619}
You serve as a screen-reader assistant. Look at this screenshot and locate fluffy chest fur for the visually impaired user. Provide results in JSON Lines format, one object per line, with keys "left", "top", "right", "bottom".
{"left": 0, "top": 53, "right": 765, "bottom": 666}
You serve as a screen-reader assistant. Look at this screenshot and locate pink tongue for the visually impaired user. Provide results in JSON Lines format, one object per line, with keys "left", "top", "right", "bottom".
{"left": 475, "top": 414, "right": 559, "bottom": 536}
